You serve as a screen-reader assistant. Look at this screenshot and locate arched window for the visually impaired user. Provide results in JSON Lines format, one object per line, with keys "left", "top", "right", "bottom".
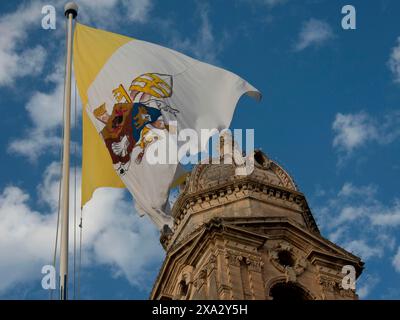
{"left": 254, "top": 150, "right": 268, "bottom": 167}
{"left": 270, "top": 282, "right": 312, "bottom": 301}
{"left": 277, "top": 250, "right": 295, "bottom": 268}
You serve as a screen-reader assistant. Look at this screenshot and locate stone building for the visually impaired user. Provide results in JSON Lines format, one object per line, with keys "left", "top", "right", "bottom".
{"left": 150, "top": 150, "right": 364, "bottom": 300}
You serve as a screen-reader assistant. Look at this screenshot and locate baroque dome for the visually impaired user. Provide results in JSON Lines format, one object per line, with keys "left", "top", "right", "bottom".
{"left": 167, "top": 149, "right": 320, "bottom": 249}
{"left": 182, "top": 150, "right": 298, "bottom": 195}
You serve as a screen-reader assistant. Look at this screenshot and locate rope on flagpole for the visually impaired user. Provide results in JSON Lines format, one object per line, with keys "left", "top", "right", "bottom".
{"left": 74, "top": 17, "right": 83, "bottom": 300}
{"left": 73, "top": 79, "right": 77, "bottom": 300}
{"left": 50, "top": 96, "right": 64, "bottom": 301}
{"left": 50, "top": 17, "right": 68, "bottom": 301}
{"left": 78, "top": 209, "right": 83, "bottom": 300}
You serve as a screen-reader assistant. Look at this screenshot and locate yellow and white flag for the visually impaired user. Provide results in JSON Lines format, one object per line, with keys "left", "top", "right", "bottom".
{"left": 74, "top": 23, "right": 261, "bottom": 229}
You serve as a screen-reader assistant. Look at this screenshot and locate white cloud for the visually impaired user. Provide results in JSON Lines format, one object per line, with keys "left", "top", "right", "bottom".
{"left": 357, "top": 274, "right": 380, "bottom": 299}
{"left": 370, "top": 199, "right": 400, "bottom": 227}
{"left": 332, "top": 206, "right": 365, "bottom": 227}
{"left": 327, "top": 226, "right": 346, "bottom": 243}
{"left": 8, "top": 132, "right": 62, "bottom": 163}
{"left": 332, "top": 111, "right": 400, "bottom": 160}
{"left": 393, "top": 247, "right": 400, "bottom": 273}
{"left": 388, "top": 37, "right": 400, "bottom": 83}
{"left": 343, "top": 240, "right": 383, "bottom": 260}
{"left": 313, "top": 181, "right": 400, "bottom": 271}
{"left": 122, "top": 0, "right": 153, "bottom": 23}
{"left": 263, "top": 0, "right": 287, "bottom": 6}
{"left": 7, "top": 64, "right": 67, "bottom": 161}
{"left": 77, "top": 0, "right": 153, "bottom": 28}
{"left": 169, "top": 5, "right": 222, "bottom": 64}
{"left": 312, "top": 181, "right": 400, "bottom": 297}
{"left": 0, "top": 186, "right": 56, "bottom": 293}
{"left": 338, "top": 182, "right": 377, "bottom": 198}
{"left": 244, "top": 0, "right": 288, "bottom": 8}
{"left": 320, "top": 182, "right": 400, "bottom": 229}
{"left": 294, "top": 18, "right": 333, "bottom": 51}
{"left": 0, "top": 1, "right": 47, "bottom": 86}
{"left": 332, "top": 112, "right": 377, "bottom": 153}
{"left": 0, "top": 162, "right": 163, "bottom": 295}
{"left": 83, "top": 187, "right": 163, "bottom": 286}
{"left": 37, "top": 162, "right": 62, "bottom": 210}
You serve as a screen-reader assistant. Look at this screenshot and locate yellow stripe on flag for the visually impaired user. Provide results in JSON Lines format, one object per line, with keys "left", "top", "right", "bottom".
{"left": 73, "top": 23, "right": 132, "bottom": 207}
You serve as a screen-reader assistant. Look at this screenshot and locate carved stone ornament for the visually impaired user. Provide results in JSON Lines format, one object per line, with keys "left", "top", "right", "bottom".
{"left": 318, "top": 276, "right": 339, "bottom": 292}
{"left": 269, "top": 241, "right": 308, "bottom": 282}
{"left": 193, "top": 269, "right": 207, "bottom": 289}
{"left": 173, "top": 265, "right": 195, "bottom": 300}
{"left": 206, "top": 254, "right": 217, "bottom": 273}
{"left": 225, "top": 250, "right": 242, "bottom": 267}
{"left": 225, "top": 250, "right": 264, "bottom": 272}
{"left": 317, "top": 272, "right": 358, "bottom": 299}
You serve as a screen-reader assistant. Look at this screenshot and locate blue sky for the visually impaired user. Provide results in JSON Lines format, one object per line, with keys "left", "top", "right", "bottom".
{"left": 0, "top": 0, "right": 399, "bottom": 299}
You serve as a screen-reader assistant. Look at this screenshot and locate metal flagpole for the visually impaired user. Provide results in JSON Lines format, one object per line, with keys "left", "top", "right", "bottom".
{"left": 59, "top": 2, "right": 78, "bottom": 300}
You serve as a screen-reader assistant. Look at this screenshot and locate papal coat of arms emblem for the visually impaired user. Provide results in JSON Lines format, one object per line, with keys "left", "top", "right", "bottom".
{"left": 93, "top": 73, "right": 179, "bottom": 175}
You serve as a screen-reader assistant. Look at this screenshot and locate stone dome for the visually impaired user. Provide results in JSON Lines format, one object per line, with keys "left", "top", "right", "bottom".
{"left": 164, "top": 150, "right": 320, "bottom": 250}
{"left": 182, "top": 150, "right": 298, "bottom": 195}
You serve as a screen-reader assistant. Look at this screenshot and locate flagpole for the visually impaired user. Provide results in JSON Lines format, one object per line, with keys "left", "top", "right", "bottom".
{"left": 59, "top": 2, "right": 78, "bottom": 300}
